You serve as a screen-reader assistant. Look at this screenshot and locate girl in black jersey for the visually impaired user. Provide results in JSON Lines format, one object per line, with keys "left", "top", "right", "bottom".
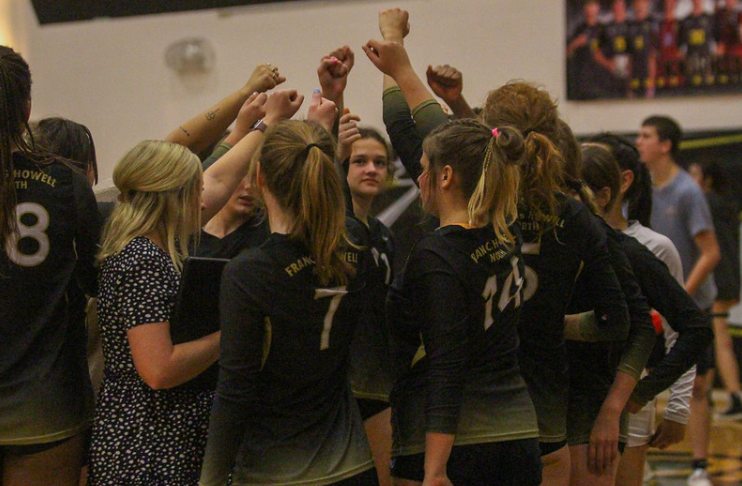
{"left": 338, "top": 119, "right": 397, "bottom": 486}
{"left": 482, "top": 82, "right": 630, "bottom": 486}
{"left": 582, "top": 137, "right": 712, "bottom": 486}
{"left": 387, "top": 120, "right": 542, "bottom": 486}
{"left": 0, "top": 46, "right": 99, "bottom": 486}
{"left": 200, "top": 119, "right": 377, "bottom": 486}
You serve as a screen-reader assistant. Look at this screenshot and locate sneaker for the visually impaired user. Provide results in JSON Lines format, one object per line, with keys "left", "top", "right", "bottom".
{"left": 715, "top": 392, "right": 742, "bottom": 421}
{"left": 687, "top": 468, "right": 713, "bottom": 486}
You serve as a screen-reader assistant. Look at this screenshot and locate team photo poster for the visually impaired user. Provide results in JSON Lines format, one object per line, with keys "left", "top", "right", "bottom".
{"left": 566, "top": 0, "right": 742, "bottom": 100}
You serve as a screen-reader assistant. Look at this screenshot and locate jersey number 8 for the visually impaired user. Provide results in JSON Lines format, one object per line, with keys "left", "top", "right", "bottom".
{"left": 5, "top": 202, "right": 50, "bottom": 267}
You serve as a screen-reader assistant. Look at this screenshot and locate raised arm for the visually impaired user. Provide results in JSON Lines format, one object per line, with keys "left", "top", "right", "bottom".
{"left": 201, "top": 90, "right": 304, "bottom": 223}
{"left": 318, "top": 45, "right": 354, "bottom": 122}
{"left": 165, "top": 63, "right": 285, "bottom": 154}
{"left": 426, "top": 64, "right": 476, "bottom": 120}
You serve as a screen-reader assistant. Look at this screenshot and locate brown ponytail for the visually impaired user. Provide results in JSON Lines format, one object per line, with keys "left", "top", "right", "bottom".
{"left": 483, "top": 82, "right": 565, "bottom": 227}
{"left": 259, "top": 120, "right": 349, "bottom": 286}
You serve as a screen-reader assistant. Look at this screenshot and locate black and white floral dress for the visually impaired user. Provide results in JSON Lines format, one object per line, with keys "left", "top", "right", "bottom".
{"left": 89, "top": 237, "right": 214, "bottom": 486}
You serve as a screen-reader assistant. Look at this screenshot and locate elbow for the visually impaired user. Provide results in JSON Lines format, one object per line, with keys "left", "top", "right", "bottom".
{"left": 138, "top": 369, "right": 175, "bottom": 391}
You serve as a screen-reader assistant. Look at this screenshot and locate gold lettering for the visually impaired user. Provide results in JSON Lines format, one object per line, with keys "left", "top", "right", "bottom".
{"left": 15, "top": 180, "right": 27, "bottom": 189}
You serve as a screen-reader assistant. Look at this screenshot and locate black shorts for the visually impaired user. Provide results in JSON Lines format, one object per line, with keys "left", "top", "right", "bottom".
{"left": 328, "top": 467, "right": 379, "bottom": 486}
{"left": 357, "top": 398, "right": 390, "bottom": 422}
{"left": 391, "top": 439, "right": 542, "bottom": 486}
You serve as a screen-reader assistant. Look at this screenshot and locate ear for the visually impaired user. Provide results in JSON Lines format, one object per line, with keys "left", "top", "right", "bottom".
{"left": 619, "top": 169, "right": 634, "bottom": 196}
{"left": 439, "top": 165, "right": 454, "bottom": 189}
{"left": 659, "top": 138, "right": 672, "bottom": 156}
{"left": 594, "top": 186, "right": 612, "bottom": 212}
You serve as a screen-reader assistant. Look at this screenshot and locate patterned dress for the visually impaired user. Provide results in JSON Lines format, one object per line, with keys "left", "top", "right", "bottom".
{"left": 89, "top": 237, "right": 214, "bottom": 486}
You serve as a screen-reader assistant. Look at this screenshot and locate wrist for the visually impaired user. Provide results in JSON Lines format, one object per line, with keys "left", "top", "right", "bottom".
{"left": 250, "top": 119, "right": 268, "bottom": 133}
{"left": 381, "top": 31, "right": 405, "bottom": 43}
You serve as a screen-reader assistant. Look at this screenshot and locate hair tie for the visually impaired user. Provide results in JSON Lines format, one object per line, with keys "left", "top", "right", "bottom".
{"left": 302, "top": 142, "right": 321, "bottom": 156}
{"left": 492, "top": 128, "right": 499, "bottom": 138}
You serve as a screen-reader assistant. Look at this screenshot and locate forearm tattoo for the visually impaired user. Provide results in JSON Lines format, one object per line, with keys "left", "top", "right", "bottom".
{"left": 179, "top": 126, "right": 191, "bottom": 137}
{"left": 205, "top": 108, "right": 220, "bottom": 121}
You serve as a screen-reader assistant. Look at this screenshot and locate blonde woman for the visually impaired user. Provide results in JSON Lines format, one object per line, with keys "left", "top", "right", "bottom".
{"left": 88, "top": 90, "right": 303, "bottom": 486}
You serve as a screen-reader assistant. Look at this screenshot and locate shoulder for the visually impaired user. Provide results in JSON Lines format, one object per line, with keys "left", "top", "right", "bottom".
{"left": 105, "top": 237, "right": 171, "bottom": 273}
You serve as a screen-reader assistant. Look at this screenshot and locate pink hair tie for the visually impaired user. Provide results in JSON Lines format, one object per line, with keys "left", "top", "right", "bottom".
{"left": 492, "top": 128, "right": 499, "bottom": 137}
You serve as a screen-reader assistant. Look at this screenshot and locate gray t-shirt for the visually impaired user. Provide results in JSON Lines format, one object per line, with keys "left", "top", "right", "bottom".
{"left": 650, "top": 169, "right": 717, "bottom": 309}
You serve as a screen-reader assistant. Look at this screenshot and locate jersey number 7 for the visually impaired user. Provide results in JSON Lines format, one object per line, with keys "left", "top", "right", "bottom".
{"left": 314, "top": 287, "right": 348, "bottom": 350}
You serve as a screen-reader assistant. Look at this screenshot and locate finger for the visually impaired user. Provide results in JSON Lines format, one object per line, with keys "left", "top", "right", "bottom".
{"left": 274, "top": 74, "right": 286, "bottom": 86}
{"left": 588, "top": 442, "right": 598, "bottom": 473}
{"left": 343, "top": 107, "right": 351, "bottom": 115}
{"left": 310, "top": 88, "right": 322, "bottom": 106}
{"left": 292, "top": 93, "right": 305, "bottom": 108}
{"left": 362, "top": 43, "right": 380, "bottom": 65}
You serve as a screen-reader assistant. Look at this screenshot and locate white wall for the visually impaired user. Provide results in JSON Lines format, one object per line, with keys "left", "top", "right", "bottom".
{"left": 6, "top": 0, "right": 742, "bottom": 182}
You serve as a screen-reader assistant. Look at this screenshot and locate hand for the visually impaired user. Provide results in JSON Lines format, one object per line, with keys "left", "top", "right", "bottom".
{"left": 588, "top": 408, "right": 620, "bottom": 474}
{"left": 649, "top": 419, "right": 686, "bottom": 449}
{"left": 379, "top": 8, "right": 410, "bottom": 41}
{"left": 337, "top": 109, "right": 361, "bottom": 162}
{"left": 426, "top": 64, "right": 464, "bottom": 105}
{"left": 318, "top": 45, "right": 355, "bottom": 101}
{"left": 263, "top": 89, "right": 304, "bottom": 126}
{"left": 233, "top": 92, "right": 268, "bottom": 137}
{"left": 362, "top": 39, "right": 414, "bottom": 79}
{"left": 306, "top": 89, "right": 338, "bottom": 133}
{"left": 243, "top": 63, "right": 286, "bottom": 95}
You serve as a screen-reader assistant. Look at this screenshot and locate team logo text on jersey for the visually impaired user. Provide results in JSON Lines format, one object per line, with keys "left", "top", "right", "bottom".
{"left": 519, "top": 210, "right": 566, "bottom": 232}
{"left": 13, "top": 169, "right": 58, "bottom": 189}
{"left": 285, "top": 256, "right": 314, "bottom": 277}
{"left": 470, "top": 240, "right": 509, "bottom": 264}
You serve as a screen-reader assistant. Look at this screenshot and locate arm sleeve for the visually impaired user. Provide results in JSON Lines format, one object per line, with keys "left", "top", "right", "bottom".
{"left": 411, "top": 99, "right": 450, "bottom": 139}
{"left": 683, "top": 185, "right": 715, "bottom": 238}
{"left": 202, "top": 142, "right": 233, "bottom": 172}
{"left": 413, "top": 250, "right": 469, "bottom": 434}
{"left": 119, "top": 257, "right": 173, "bottom": 330}
{"left": 72, "top": 171, "right": 101, "bottom": 297}
{"left": 606, "top": 233, "right": 656, "bottom": 381}
{"left": 627, "top": 242, "right": 713, "bottom": 407}
{"left": 566, "top": 206, "right": 630, "bottom": 332}
{"left": 382, "top": 87, "right": 424, "bottom": 181}
{"left": 199, "top": 259, "right": 267, "bottom": 486}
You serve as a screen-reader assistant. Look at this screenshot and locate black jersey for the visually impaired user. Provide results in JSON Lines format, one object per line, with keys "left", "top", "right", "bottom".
{"left": 387, "top": 224, "right": 538, "bottom": 456}
{"left": 628, "top": 18, "right": 659, "bottom": 80}
{"left": 603, "top": 20, "right": 631, "bottom": 57}
{"left": 351, "top": 216, "right": 396, "bottom": 402}
{"left": 195, "top": 216, "right": 269, "bottom": 259}
{"left": 0, "top": 152, "right": 99, "bottom": 445}
{"left": 680, "top": 13, "right": 715, "bottom": 57}
{"left": 200, "top": 231, "right": 373, "bottom": 486}
{"left": 569, "top": 218, "right": 655, "bottom": 381}
{"left": 516, "top": 196, "right": 629, "bottom": 443}
{"left": 615, "top": 231, "right": 713, "bottom": 406}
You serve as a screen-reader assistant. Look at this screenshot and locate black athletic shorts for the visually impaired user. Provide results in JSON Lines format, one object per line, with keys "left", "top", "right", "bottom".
{"left": 391, "top": 439, "right": 542, "bottom": 486}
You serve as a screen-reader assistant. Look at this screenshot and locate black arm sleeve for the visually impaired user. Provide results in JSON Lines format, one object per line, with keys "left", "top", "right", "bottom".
{"left": 72, "top": 171, "right": 101, "bottom": 297}
{"left": 605, "top": 229, "right": 656, "bottom": 381}
{"left": 200, "top": 258, "right": 267, "bottom": 486}
{"left": 382, "top": 87, "right": 424, "bottom": 182}
{"left": 413, "top": 249, "right": 469, "bottom": 434}
{"left": 623, "top": 238, "right": 714, "bottom": 406}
